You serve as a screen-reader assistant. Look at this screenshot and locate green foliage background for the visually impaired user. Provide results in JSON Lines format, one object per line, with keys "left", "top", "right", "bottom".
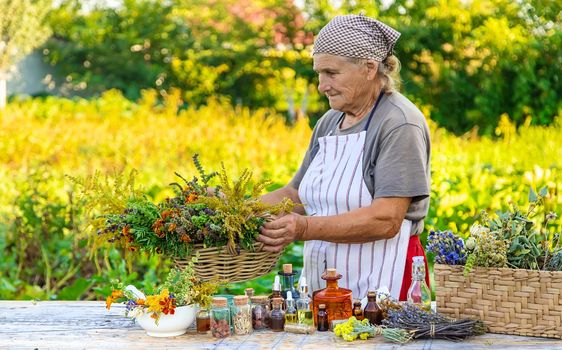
{"left": 43, "top": 0, "right": 561, "bottom": 133}
{"left": 1, "top": 0, "right": 561, "bottom": 300}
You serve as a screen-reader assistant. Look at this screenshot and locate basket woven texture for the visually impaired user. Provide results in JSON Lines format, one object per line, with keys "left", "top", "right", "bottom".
{"left": 435, "top": 263, "right": 562, "bottom": 339}
{"left": 174, "top": 243, "right": 282, "bottom": 283}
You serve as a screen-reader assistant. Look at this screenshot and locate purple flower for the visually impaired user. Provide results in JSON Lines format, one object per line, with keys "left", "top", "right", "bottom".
{"left": 426, "top": 230, "right": 467, "bottom": 265}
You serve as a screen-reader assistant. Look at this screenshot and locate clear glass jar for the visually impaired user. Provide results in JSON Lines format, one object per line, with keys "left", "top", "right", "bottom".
{"left": 407, "top": 256, "right": 431, "bottom": 311}
{"left": 211, "top": 297, "right": 231, "bottom": 338}
{"left": 296, "top": 277, "right": 313, "bottom": 326}
{"left": 251, "top": 295, "right": 270, "bottom": 330}
{"left": 196, "top": 307, "right": 210, "bottom": 334}
{"left": 232, "top": 295, "right": 252, "bottom": 335}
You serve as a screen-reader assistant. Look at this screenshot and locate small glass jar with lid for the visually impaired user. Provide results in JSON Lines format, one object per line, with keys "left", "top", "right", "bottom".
{"left": 210, "top": 297, "right": 231, "bottom": 338}
{"left": 232, "top": 295, "right": 252, "bottom": 335}
{"left": 196, "top": 307, "right": 211, "bottom": 333}
{"left": 250, "top": 295, "right": 270, "bottom": 330}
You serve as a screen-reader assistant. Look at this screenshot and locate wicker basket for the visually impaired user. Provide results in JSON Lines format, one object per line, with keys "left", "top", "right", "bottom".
{"left": 434, "top": 263, "right": 562, "bottom": 339}
{"left": 173, "top": 243, "right": 282, "bottom": 283}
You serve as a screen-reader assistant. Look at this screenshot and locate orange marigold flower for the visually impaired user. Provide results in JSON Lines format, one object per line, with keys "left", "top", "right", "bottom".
{"left": 105, "top": 290, "right": 123, "bottom": 310}
{"left": 168, "top": 223, "right": 177, "bottom": 232}
{"left": 122, "top": 225, "right": 131, "bottom": 236}
{"left": 159, "top": 297, "right": 176, "bottom": 315}
{"left": 186, "top": 193, "right": 198, "bottom": 203}
{"left": 180, "top": 233, "right": 191, "bottom": 243}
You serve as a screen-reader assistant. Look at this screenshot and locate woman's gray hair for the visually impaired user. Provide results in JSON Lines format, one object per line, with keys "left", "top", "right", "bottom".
{"left": 347, "top": 55, "right": 402, "bottom": 93}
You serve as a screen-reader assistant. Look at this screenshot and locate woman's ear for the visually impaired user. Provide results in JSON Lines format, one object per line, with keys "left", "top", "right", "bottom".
{"left": 365, "top": 60, "right": 379, "bottom": 80}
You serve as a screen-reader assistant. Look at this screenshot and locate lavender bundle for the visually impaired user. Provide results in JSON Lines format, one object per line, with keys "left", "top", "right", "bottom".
{"left": 382, "top": 304, "right": 486, "bottom": 342}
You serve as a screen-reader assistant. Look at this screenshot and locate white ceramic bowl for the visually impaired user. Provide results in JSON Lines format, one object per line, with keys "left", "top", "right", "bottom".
{"left": 136, "top": 305, "right": 198, "bottom": 337}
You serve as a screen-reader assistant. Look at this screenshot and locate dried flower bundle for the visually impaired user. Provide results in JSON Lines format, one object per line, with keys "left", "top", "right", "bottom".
{"left": 382, "top": 303, "right": 486, "bottom": 341}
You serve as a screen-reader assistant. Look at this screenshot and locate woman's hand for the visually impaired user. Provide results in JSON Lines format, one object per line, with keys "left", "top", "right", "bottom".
{"left": 257, "top": 213, "right": 308, "bottom": 253}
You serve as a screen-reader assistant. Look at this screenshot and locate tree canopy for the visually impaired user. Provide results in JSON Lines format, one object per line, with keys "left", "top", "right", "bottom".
{"left": 42, "top": 0, "right": 561, "bottom": 133}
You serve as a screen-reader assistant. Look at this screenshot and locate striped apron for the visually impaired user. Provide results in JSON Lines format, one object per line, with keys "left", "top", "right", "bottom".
{"left": 298, "top": 93, "right": 411, "bottom": 300}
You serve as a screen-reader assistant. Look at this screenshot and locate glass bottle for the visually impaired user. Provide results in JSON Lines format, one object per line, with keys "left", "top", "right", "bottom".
{"left": 210, "top": 297, "right": 231, "bottom": 338}
{"left": 296, "top": 277, "right": 313, "bottom": 326}
{"left": 407, "top": 256, "right": 432, "bottom": 311}
{"left": 232, "top": 295, "right": 252, "bottom": 335}
{"left": 251, "top": 295, "right": 270, "bottom": 330}
{"left": 284, "top": 291, "right": 297, "bottom": 325}
{"left": 352, "top": 300, "right": 364, "bottom": 321}
{"left": 196, "top": 307, "right": 211, "bottom": 333}
{"left": 270, "top": 297, "right": 285, "bottom": 332}
{"left": 268, "top": 275, "right": 283, "bottom": 310}
{"left": 279, "top": 264, "right": 299, "bottom": 300}
{"left": 316, "top": 304, "right": 329, "bottom": 332}
{"left": 363, "top": 291, "right": 382, "bottom": 325}
{"left": 312, "top": 268, "right": 353, "bottom": 327}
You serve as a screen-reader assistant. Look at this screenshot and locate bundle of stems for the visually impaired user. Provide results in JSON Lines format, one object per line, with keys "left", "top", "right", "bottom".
{"left": 383, "top": 304, "right": 486, "bottom": 341}
{"left": 334, "top": 316, "right": 413, "bottom": 343}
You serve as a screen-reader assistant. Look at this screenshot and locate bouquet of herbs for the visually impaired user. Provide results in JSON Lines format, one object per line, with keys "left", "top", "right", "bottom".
{"left": 333, "top": 316, "right": 413, "bottom": 343}
{"left": 427, "top": 187, "right": 561, "bottom": 273}
{"left": 72, "top": 154, "right": 295, "bottom": 264}
{"left": 106, "top": 257, "right": 224, "bottom": 323}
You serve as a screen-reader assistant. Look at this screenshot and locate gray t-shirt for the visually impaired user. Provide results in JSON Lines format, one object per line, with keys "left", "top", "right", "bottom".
{"left": 290, "top": 92, "right": 431, "bottom": 235}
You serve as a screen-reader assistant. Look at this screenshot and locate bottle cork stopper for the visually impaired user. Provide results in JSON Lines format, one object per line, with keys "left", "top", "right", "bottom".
{"left": 272, "top": 297, "right": 284, "bottom": 305}
{"left": 212, "top": 297, "right": 227, "bottom": 307}
{"left": 245, "top": 288, "right": 254, "bottom": 297}
{"left": 319, "top": 303, "right": 326, "bottom": 309}
{"left": 326, "top": 268, "right": 337, "bottom": 277}
{"left": 367, "top": 291, "right": 377, "bottom": 297}
{"left": 250, "top": 295, "right": 268, "bottom": 303}
{"left": 283, "top": 264, "right": 293, "bottom": 274}
{"left": 233, "top": 295, "right": 248, "bottom": 306}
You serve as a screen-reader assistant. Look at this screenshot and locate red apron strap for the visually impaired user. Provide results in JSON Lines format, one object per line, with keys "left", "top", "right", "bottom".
{"left": 399, "top": 235, "right": 431, "bottom": 301}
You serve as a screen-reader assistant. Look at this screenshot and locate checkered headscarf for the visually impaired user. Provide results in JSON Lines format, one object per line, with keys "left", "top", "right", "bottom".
{"left": 313, "top": 14, "right": 401, "bottom": 61}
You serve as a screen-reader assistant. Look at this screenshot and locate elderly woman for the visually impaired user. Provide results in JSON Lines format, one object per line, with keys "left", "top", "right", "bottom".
{"left": 258, "top": 14, "right": 431, "bottom": 300}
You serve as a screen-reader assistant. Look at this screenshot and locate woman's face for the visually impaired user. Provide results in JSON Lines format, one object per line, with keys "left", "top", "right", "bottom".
{"left": 313, "top": 53, "right": 377, "bottom": 113}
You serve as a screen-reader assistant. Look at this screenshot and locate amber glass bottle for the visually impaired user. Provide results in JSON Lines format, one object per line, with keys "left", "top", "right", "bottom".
{"left": 312, "top": 268, "right": 353, "bottom": 327}
{"left": 316, "top": 304, "right": 329, "bottom": 331}
{"left": 363, "top": 291, "right": 382, "bottom": 325}
{"left": 352, "top": 300, "right": 364, "bottom": 321}
{"left": 270, "top": 298, "right": 285, "bottom": 332}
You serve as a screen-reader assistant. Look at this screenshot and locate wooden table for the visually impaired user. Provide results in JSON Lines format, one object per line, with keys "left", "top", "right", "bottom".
{"left": 2, "top": 301, "right": 562, "bottom": 349}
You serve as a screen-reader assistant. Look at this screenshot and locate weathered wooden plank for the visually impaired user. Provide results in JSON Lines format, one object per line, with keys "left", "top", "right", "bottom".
{"left": 1, "top": 301, "right": 562, "bottom": 349}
